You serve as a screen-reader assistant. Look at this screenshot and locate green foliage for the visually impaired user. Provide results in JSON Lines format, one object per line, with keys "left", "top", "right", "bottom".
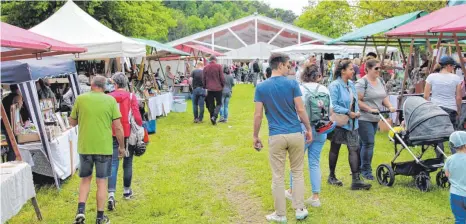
{"left": 294, "top": 0, "right": 353, "bottom": 38}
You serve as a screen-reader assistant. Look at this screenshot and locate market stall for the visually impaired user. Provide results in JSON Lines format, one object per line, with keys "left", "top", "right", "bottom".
{"left": 1, "top": 58, "right": 81, "bottom": 187}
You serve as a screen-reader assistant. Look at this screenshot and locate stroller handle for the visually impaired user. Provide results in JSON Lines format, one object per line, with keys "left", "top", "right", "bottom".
{"left": 370, "top": 110, "right": 403, "bottom": 115}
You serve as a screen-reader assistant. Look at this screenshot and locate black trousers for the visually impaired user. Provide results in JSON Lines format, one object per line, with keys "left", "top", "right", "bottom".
{"left": 205, "top": 91, "right": 222, "bottom": 119}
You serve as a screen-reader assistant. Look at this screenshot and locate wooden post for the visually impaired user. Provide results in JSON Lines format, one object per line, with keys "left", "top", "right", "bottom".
{"left": 138, "top": 57, "right": 145, "bottom": 81}
{"left": 31, "top": 197, "right": 43, "bottom": 221}
{"left": 426, "top": 39, "right": 433, "bottom": 71}
{"left": 398, "top": 39, "right": 407, "bottom": 66}
{"left": 362, "top": 37, "right": 368, "bottom": 57}
{"left": 399, "top": 39, "right": 415, "bottom": 109}
{"left": 453, "top": 33, "right": 466, "bottom": 78}
{"left": 1, "top": 102, "right": 21, "bottom": 161}
{"left": 381, "top": 39, "right": 389, "bottom": 69}
{"left": 372, "top": 36, "right": 380, "bottom": 59}
{"left": 430, "top": 33, "right": 444, "bottom": 73}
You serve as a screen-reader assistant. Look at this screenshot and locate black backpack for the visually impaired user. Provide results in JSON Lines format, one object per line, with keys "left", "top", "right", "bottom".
{"left": 253, "top": 62, "right": 260, "bottom": 72}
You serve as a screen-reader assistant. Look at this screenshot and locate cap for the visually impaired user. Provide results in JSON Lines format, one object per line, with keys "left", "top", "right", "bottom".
{"left": 439, "top": 56, "right": 459, "bottom": 67}
{"left": 449, "top": 131, "right": 466, "bottom": 150}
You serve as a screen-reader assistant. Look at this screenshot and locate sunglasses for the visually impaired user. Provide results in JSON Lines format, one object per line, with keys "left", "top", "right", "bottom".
{"left": 374, "top": 67, "right": 380, "bottom": 71}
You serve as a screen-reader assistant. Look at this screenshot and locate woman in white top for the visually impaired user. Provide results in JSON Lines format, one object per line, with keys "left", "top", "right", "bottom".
{"left": 424, "top": 56, "right": 462, "bottom": 156}
{"left": 285, "top": 64, "right": 332, "bottom": 207}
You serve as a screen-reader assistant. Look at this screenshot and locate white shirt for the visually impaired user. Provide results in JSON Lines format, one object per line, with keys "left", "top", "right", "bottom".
{"left": 426, "top": 72, "right": 461, "bottom": 111}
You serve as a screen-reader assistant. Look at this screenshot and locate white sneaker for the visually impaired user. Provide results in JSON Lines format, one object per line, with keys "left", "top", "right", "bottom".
{"left": 295, "top": 208, "right": 308, "bottom": 220}
{"left": 284, "top": 189, "right": 292, "bottom": 201}
{"left": 265, "top": 212, "right": 287, "bottom": 223}
{"left": 305, "top": 197, "right": 321, "bottom": 207}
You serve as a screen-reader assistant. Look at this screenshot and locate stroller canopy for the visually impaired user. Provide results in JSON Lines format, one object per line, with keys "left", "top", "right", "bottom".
{"left": 403, "top": 97, "right": 454, "bottom": 144}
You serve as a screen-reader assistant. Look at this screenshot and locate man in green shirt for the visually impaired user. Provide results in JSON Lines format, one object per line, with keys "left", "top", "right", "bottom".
{"left": 69, "top": 75, "right": 125, "bottom": 224}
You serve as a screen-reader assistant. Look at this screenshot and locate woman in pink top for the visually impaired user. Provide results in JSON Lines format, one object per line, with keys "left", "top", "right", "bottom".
{"left": 107, "top": 72, "right": 143, "bottom": 210}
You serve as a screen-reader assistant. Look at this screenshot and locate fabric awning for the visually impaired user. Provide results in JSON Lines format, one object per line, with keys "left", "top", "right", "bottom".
{"left": 1, "top": 58, "right": 77, "bottom": 84}
{"left": 1, "top": 22, "right": 86, "bottom": 61}
{"left": 29, "top": 0, "right": 146, "bottom": 59}
{"left": 430, "top": 15, "right": 466, "bottom": 33}
{"left": 175, "top": 44, "right": 224, "bottom": 56}
{"left": 131, "top": 38, "right": 190, "bottom": 57}
{"left": 386, "top": 5, "right": 466, "bottom": 37}
{"left": 327, "top": 11, "right": 426, "bottom": 45}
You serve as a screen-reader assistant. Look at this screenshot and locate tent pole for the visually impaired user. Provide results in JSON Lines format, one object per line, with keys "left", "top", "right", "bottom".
{"left": 1, "top": 103, "right": 22, "bottom": 161}
{"left": 381, "top": 39, "right": 389, "bottom": 69}
{"left": 431, "top": 33, "right": 444, "bottom": 73}
{"left": 372, "top": 36, "right": 380, "bottom": 59}
{"left": 398, "top": 39, "right": 407, "bottom": 66}
{"left": 453, "top": 33, "right": 466, "bottom": 79}
{"left": 426, "top": 39, "right": 433, "bottom": 73}
{"left": 399, "top": 38, "right": 414, "bottom": 110}
{"left": 362, "top": 37, "right": 368, "bottom": 57}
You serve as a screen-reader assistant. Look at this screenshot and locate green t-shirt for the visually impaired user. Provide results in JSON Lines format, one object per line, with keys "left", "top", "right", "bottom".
{"left": 70, "top": 91, "right": 121, "bottom": 155}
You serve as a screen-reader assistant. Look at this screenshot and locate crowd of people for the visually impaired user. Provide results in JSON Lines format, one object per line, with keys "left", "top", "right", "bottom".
{"left": 253, "top": 52, "right": 466, "bottom": 223}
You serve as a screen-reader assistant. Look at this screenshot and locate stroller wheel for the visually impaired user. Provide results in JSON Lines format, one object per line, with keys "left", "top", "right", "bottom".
{"left": 436, "top": 170, "right": 450, "bottom": 189}
{"left": 376, "top": 164, "right": 395, "bottom": 187}
{"left": 415, "top": 171, "right": 431, "bottom": 192}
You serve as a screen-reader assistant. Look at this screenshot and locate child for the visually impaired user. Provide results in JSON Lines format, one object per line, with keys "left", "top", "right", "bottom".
{"left": 445, "top": 131, "right": 466, "bottom": 224}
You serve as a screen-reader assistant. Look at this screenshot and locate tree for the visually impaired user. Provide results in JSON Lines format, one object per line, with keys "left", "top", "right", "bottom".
{"left": 294, "top": 0, "right": 353, "bottom": 38}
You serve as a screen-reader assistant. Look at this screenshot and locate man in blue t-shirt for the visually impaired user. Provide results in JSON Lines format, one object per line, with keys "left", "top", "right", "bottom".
{"left": 253, "top": 53, "right": 313, "bottom": 222}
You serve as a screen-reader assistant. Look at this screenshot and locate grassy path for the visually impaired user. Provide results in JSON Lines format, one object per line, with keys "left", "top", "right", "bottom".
{"left": 9, "top": 84, "right": 452, "bottom": 223}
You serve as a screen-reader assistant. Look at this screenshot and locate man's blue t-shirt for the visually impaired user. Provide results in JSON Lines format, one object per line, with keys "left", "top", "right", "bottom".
{"left": 254, "top": 76, "right": 302, "bottom": 136}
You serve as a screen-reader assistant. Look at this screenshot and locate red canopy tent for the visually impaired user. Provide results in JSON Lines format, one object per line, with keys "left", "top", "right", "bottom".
{"left": 385, "top": 5, "right": 466, "bottom": 102}
{"left": 175, "top": 44, "right": 224, "bottom": 57}
{"left": 1, "top": 22, "right": 86, "bottom": 62}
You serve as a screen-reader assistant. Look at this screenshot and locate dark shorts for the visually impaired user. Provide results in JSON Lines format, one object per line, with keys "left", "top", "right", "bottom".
{"left": 79, "top": 154, "right": 112, "bottom": 179}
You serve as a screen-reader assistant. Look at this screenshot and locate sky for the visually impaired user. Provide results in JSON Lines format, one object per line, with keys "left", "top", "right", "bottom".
{"left": 263, "top": 0, "right": 310, "bottom": 16}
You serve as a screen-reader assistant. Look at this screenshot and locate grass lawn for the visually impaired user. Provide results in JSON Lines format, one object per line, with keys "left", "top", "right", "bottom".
{"left": 9, "top": 84, "right": 452, "bottom": 224}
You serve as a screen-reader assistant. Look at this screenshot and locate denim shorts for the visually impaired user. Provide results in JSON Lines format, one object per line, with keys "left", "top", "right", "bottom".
{"left": 79, "top": 154, "right": 112, "bottom": 179}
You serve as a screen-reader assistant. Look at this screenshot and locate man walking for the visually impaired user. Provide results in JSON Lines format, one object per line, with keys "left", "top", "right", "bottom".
{"left": 253, "top": 53, "right": 312, "bottom": 222}
{"left": 253, "top": 59, "right": 261, "bottom": 87}
{"left": 203, "top": 55, "right": 225, "bottom": 125}
{"left": 192, "top": 61, "right": 206, "bottom": 123}
{"left": 70, "top": 75, "right": 125, "bottom": 224}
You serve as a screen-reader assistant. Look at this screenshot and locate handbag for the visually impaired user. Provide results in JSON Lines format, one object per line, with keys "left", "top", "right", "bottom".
{"left": 128, "top": 93, "right": 146, "bottom": 156}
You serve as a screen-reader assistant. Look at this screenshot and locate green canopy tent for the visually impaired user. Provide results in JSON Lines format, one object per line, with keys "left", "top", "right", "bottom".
{"left": 327, "top": 11, "right": 428, "bottom": 66}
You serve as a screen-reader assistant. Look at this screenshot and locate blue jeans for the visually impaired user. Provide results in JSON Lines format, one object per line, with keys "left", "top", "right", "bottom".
{"left": 192, "top": 87, "right": 205, "bottom": 121}
{"left": 358, "top": 120, "right": 378, "bottom": 176}
{"left": 290, "top": 126, "right": 327, "bottom": 194}
{"left": 451, "top": 193, "right": 466, "bottom": 224}
{"left": 220, "top": 92, "right": 231, "bottom": 120}
{"left": 108, "top": 138, "right": 133, "bottom": 193}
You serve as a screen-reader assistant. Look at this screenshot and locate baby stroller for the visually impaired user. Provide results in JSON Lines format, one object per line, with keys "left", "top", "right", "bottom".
{"left": 374, "top": 97, "right": 454, "bottom": 192}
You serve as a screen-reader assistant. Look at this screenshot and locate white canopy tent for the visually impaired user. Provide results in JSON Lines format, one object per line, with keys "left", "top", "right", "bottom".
{"left": 30, "top": 0, "right": 146, "bottom": 60}
{"left": 219, "top": 42, "right": 280, "bottom": 60}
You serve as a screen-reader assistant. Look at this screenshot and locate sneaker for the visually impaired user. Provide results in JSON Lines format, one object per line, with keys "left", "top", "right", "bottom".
{"left": 351, "top": 173, "right": 372, "bottom": 190}
{"left": 305, "top": 197, "right": 321, "bottom": 207}
{"left": 123, "top": 190, "right": 133, "bottom": 200}
{"left": 327, "top": 176, "right": 343, "bottom": 186}
{"left": 193, "top": 119, "right": 199, "bottom": 123}
{"left": 210, "top": 116, "right": 217, "bottom": 125}
{"left": 362, "top": 173, "right": 374, "bottom": 180}
{"left": 265, "top": 212, "right": 287, "bottom": 223}
{"left": 218, "top": 118, "right": 225, "bottom": 123}
{"left": 284, "top": 189, "right": 292, "bottom": 201}
{"left": 73, "top": 213, "right": 85, "bottom": 224}
{"left": 96, "top": 215, "right": 110, "bottom": 224}
{"left": 295, "top": 208, "right": 308, "bottom": 220}
{"left": 107, "top": 196, "right": 115, "bottom": 211}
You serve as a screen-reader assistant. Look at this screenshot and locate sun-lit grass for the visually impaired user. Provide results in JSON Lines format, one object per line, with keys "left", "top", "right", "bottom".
{"left": 8, "top": 84, "right": 452, "bottom": 223}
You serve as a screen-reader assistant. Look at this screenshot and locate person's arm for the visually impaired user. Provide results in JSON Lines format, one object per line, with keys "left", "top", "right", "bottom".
{"left": 203, "top": 69, "right": 207, "bottom": 89}
{"left": 112, "top": 118, "right": 125, "bottom": 157}
{"left": 295, "top": 97, "right": 311, "bottom": 132}
{"left": 456, "top": 83, "right": 462, "bottom": 115}
{"left": 329, "top": 84, "right": 349, "bottom": 114}
{"left": 253, "top": 102, "right": 263, "bottom": 139}
{"left": 132, "top": 96, "right": 143, "bottom": 126}
{"left": 423, "top": 83, "right": 431, "bottom": 100}
{"left": 220, "top": 66, "right": 225, "bottom": 87}
{"left": 69, "top": 97, "right": 79, "bottom": 127}
{"left": 382, "top": 96, "right": 396, "bottom": 112}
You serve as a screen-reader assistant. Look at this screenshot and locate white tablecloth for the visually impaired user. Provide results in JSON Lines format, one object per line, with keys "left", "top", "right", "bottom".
{"left": 0, "top": 162, "right": 36, "bottom": 224}
{"left": 17, "top": 127, "right": 79, "bottom": 180}
{"left": 147, "top": 92, "right": 173, "bottom": 119}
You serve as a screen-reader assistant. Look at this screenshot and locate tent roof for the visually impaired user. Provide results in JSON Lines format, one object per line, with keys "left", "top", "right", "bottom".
{"left": 131, "top": 38, "right": 190, "bottom": 57}
{"left": 1, "top": 22, "right": 86, "bottom": 62}
{"left": 327, "top": 11, "right": 426, "bottom": 45}
{"left": 430, "top": 15, "right": 466, "bottom": 32}
{"left": 1, "top": 58, "right": 77, "bottom": 84}
{"left": 29, "top": 0, "right": 145, "bottom": 59}
{"left": 167, "top": 14, "right": 331, "bottom": 52}
{"left": 219, "top": 42, "right": 279, "bottom": 60}
{"left": 175, "top": 44, "right": 224, "bottom": 56}
{"left": 273, "top": 44, "right": 344, "bottom": 54}
{"left": 386, "top": 5, "right": 466, "bottom": 38}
